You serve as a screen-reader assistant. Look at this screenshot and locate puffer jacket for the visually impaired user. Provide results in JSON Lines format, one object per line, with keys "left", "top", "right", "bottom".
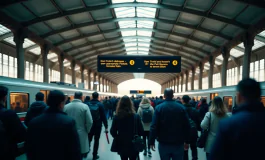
{"left": 137, "top": 103, "right": 154, "bottom": 131}
{"left": 25, "top": 101, "right": 48, "bottom": 127}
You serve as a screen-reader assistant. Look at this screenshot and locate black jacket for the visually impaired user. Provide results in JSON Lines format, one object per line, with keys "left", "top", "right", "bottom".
{"left": 184, "top": 104, "right": 201, "bottom": 133}
{"left": 199, "top": 103, "right": 209, "bottom": 120}
{"left": 25, "top": 108, "right": 81, "bottom": 160}
{"left": 210, "top": 102, "right": 265, "bottom": 160}
{"left": 24, "top": 101, "right": 48, "bottom": 127}
{"left": 0, "top": 104, "right": 26, "bottom": 160}
{"left": 111, "top": 114, "right": 144, "bottom": 156}
{"left": 149, "top": 99, "right": 191, "bottom": 145}
{"left": 89, "top": 99, "right": 108, "bottom": 129}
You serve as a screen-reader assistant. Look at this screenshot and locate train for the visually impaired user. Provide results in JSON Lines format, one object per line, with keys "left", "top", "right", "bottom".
{"left": 171, "top": 82, "right": 265, "bottom": 112}
{"left": 0, "top": 76, "right": 122, "bottom": 121}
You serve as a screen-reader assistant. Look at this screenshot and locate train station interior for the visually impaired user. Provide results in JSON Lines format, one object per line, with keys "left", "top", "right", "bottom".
{"left": 0, "top": 0, "right": 265, "bottom": 160}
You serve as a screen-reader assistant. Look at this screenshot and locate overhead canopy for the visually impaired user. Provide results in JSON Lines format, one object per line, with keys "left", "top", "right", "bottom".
{"left": 0, "top": 0, "right": 265, "bottom": 84}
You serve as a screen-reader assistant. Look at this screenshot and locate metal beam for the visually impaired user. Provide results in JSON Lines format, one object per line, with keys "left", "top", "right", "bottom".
{"left": 235, "top": 0, "right": 265, "bottom": 9}
{"left": 53, "top": 27, "right": 220, "bottom": 48}
{"left": 40, "top": 17, "right": 231, "bottom": 40}
{"left": 23, "top": 2, "right": 248, "bottom": 29}
{"left": 0, "top": 0, "right": 27, "bottom": 9}
{"left": 64, "top": 35, "right": 211, "bottom": 56}
{"left": 25, "top": 44, "right": 39, "bottom": 52}
{"left": 0, "top": 32, "right": 12, "bottom": 41}
{"left": 255, "top": 35, "right": 265, "bottom": 43}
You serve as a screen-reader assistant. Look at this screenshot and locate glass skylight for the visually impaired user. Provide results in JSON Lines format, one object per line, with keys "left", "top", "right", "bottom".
{"left": 258, "top": 30, "right": 265, "bottom": 37}
{"left": 125, "top": 43, "right": 137, "bottom": 47}
{"left": 121, "top": 30, "right": 136, "bottom": 36}
{"left": 23, "top": 38, "right": 35, "bottom": 48}
{"left": 115, "top": 7, "right": 135, "bottom": 18}
{"left": 138, "top": 38, "right": 151, "bottom": 42}
{"left": 204, "top": 62, "right": 210, "bottom": 70}
{"left": 50, "top": 57, "right": 58, "bottom": 62}
{"left": 29, "top": 47, "right": 41, "bottom": 55}
{"left": 138, "top": 51, "right": 148, "bottom": 55}
{"left": 137, "top": 30, "right": 152, "bottom": 37}
{"left": 138, "top": 43, "right": 150, "bottom": 47}
{"left": 137, "top": 0, "right": 158, "bottom": 3}
{"left": 0, "top": 24, "right": 11, "bottom": 36}
{"left": 118, "top": 21, "right": 136, "bottom": 28}
{"left": 137, "top": 21, "right": 154, "bottom": 28}
{"left": 137, "top": 7, "right": 156, "bottom": 18}
{"left": 237, "top": 42, "right": 244, "bottom": 49}
{"left": 124, "top": 38, "right": 137, "bottom": 42}
{"left": 230, "top": 48, "right": 244, "bottom": 58}
{"left": 3, "top": 36, "right": 16, "bottom": 46}
{"left": 75, "top": 66, "right": 80, "bottom": 71}
{"left": 48, "top": 53, "right": 57, "bottom": 59}
{"left": 112, "top": 0, "right": 134, "bottom": 3}
{"left": 252, "top": 39, "right": 265, "bottom": 50}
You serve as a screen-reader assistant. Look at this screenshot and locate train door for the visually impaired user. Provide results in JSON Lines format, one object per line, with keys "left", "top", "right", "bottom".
{"left": 210, "top": 93, "right": 218, "bottom": 100}
{"left": 40, "top": 90, "right": 50, "bottom": 103}
{"left": 223, "top": 96, "right": 233, "bottom": 112}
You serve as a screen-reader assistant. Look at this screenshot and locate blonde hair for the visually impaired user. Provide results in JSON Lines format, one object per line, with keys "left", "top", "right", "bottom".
{"left": 140, "top": 97, "right": 150, "bottom": 105}
{"left": 209, "top": 96, "right": 228, "bottom": 117}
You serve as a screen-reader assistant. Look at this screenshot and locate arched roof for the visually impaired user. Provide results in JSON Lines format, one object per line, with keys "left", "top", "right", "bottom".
{"left": 0, "top": 0, "right": 265, "bottom": 85}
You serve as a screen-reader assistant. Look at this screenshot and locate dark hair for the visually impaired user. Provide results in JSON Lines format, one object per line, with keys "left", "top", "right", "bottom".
{"left": 202, "top": 98, "right": 207, "bottom": 104}
{"left": 236, "top": 78, "right": 261, "bottom": 101}
{"left": 0, "top": 86, "right": 8, "bottom": 101}
{"left": 116, "top": 95, "right": 135, "bottom": 118}
{"left": 109, "top": 96, "right": 111, "bottom": 99}
{"left": 182, "top": 95, "right": 190, "bottom": 103}
{"left": 105, "top": 97, "right": 108, "bottom": 100}
{"left": 159, "top": 96, "right": 163, "bottom": 99}
{"left": 92, "top": 92, "right": 99, "bottom": 99}
{"left": 36, "top": 92, "right": 44, "bottom": 101}
{"left": 164, "top": 88, "right": 173, "bottom": 99}
{"left": 85, "top": 96, "right": 90, "bottom": 101}
{"left": 47, "top": 90, "right": 65, "bottom": 109}
{"left": 74, "top": 92, "right": 83, "bottom": 99}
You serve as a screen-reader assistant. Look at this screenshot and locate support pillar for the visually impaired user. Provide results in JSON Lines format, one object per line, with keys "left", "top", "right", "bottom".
{"left": 13, "top": 30, "right": 26, "bottom": 79}
{"left": 81, "top": 65, "right": 85, "bottom": 83}
{"left": 71, "top": 60, "right": 76, "bottom": 85}
{"left": 41, "top": 44, "right": 50, "bottom": 83}
{"left": 242, "top": 34, "right": 254, "bottom": 79}
{"left": 180, "top": 74, "right": 184, "bottom": 92}
{"left": 191, "top": 67, "right": 195, "bottom": 90}
{"left": 93, "top": 73, "right": 97, "bottom": 91}
{"left": 87, "top": 69, "right": 91, "bottom": 90}
{"left": 199, "top": 62, "right": 204, "bottom": 90}
{"left": 185, "top": 71, "right": 189, "bottom": 91}
{"left": 59, "top": 54, "right": 65, "bottom": 82}
{"left": 173, "top": 78, "right": 176, "bottom": 93}
{"left": 176, "top": 76, "right": 180, "bottom": 93}
{"left": 221, "top": 47, "right": 230, "bottom": 86}
{"left": 102, "top": 77, "right": 105, "bottom": 92}
{"left": 106, "top": 80, "right": 109, "bottom": 92}
{"left": 98, "top": 75, "right": 101, "bottom": 92}
{"left": 208, "top": 55, "right": 215, "bottom": 89}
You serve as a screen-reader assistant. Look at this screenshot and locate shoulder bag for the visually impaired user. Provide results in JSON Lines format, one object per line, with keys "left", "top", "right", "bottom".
{"left": 197, "top": 112, "right": 211, "bottom": 148}
{"left": 132, "top": 114, "right": 145, "bottom": 152}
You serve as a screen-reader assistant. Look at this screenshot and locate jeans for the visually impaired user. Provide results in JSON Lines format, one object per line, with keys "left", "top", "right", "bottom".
{"left": 183, "top": 141, "right": 198, "bottom": 160}
{"left": 159, "top": 143, "right": 184, "bottom": 160}
{"left": 88, "top": 126, "right": 102, "bottom": 157}
{"left": 105, "top": 109, "right": 110, "bottom": 120}
{"left": 143, "top": 131, "right": 150, "bottom": 151}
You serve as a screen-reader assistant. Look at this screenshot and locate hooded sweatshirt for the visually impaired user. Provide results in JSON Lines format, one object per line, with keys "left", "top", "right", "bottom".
{"left": 24, "top": 101, "right": 48, "bottom": 126}
{"left": 137, "top": 103, "right": 154, "bottom": 131}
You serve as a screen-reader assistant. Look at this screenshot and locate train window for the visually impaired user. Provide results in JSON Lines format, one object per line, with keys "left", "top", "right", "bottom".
{"left": 223, "top": 96, "right": 233, "bottom": 112}
{"left": 261, "top": 97, "right": 265, "bottom": 106}
{"left": 10, "top": 92, "right": 29, "bottom": 113}
{"left": 197, "top": 96, "right": 201, "bottom": 101}
{"left": 210, "top": 93, "right": 219, "bottom": 100}
{"left": 40, "top": 90, "right": 50, "bottom": 103}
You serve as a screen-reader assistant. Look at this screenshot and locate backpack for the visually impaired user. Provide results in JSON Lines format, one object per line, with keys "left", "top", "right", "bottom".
{"left": 141, "top": 107, "right": 152, "bottom": 123}
{"left": 88, "top": 102, "right": 100, "bottom": 121}
{"left": 186, "top": 107, "right": 198, "bottom": 140}
{"left": 103, "top": 100, "right": 112, "bottom": 110}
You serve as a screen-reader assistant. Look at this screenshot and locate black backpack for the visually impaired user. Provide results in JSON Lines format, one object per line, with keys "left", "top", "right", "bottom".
{"left": 88, "top": 102, "right": 100, "bottom": 121}
{"left": 141, "top": 107, "right": 152, "bottom": 123}
{"left": 103, "top": 100, "right": 112, "bottom": 110}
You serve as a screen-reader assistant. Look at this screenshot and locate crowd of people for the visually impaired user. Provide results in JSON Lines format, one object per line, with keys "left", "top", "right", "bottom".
{"left": 0, "top": 78, "right": 265, "bottom": 160}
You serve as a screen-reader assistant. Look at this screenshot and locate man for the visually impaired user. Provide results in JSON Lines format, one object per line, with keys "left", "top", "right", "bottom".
{"left": 198, "top": 98, "right": 208, "bottom": 120}
{"left": 149, "top": 88, "right": 191, "bottom": 160}
{"left": 25, "top": 90, "right": 81, "bottom": 160}
{"left": 133, "top": 96, "right": 141, "bottom": 112}
{"left": 88, "top": 92, "right": 108, "bottom": 160}
{"left": 64, "top": 92, "right": 93, "bottom": 158}
{"left": 0, "top": 86, "right": 26, "bottom": 160}
{"left": 156, "top": 96, "right": 164, "bottom": 105}
{"left": 24, "top": 92, "right": 48, "bottom": 126}
{"left": 182, "top": 95, "right": 201, "bottom": 160}
{"left": 210, "top": 79, "right": 265, "bottom": 160}
{"left": 84, "top": 96, "right": 90, "bottom": 105}
{"left": 103, "top": 97, "right": 112, "bottom": 120}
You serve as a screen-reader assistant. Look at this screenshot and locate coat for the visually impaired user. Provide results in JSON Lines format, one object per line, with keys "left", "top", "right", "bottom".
{"left": 137, "top": 103, "right": 154, "bottom": 131}
{"left": 209, "top": 102, "right": 265, "bottom": 160}
{"left": 25, "top": 108, "right": 81, "bottom": 160}
{"left": 200, "top": 112, "right": 229, "bottom": 153}
{"left": 64, "top": 99, "right": 93, "bottom": 154}
{"left": 110, "top": 114, "right": 144, "bottom": 156}
{"left": 24, "top": 101, "right": 48, "bottom": 127}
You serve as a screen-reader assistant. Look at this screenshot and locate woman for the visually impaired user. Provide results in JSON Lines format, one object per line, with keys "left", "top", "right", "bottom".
{"left": 201, "top": 96, "right": 230, "bottom": 159}
{"left": 110, "top": 96, "right": 144, "bottom": 160}
{"left": 137, "top": 97, "right": 154, "bottom": 157}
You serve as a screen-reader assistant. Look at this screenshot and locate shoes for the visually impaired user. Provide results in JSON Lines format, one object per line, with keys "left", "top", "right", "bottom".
{"left": 93, "top": 155, "right": 99, "bottom": 160}
{"left": 143, "top": 150, "right": 147, "bottom": 156}
{"left": 148, "top": 150, "right": 152, "bottom": 157}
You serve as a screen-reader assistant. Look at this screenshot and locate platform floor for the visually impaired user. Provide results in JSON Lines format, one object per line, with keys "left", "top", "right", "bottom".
{"left": 17, "top": 119, "right": 206, "bottom": 160}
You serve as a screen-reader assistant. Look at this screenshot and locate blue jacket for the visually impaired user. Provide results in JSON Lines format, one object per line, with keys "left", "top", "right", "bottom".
{"left": 149, "top": 99, "right": 191, "bottom": 145}
{"left": 209, "top": 101, "right": 265, "bottom": 160}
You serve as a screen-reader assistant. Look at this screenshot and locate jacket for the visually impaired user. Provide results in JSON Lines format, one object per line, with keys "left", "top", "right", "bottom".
{"left": 184, "top": 103, "right": 201, "bottom": 132}
{"left": 24, "top": 101, "right": 48, "bottom": 127}
{"left": 199, "top": 103, "right": 209, "bottom": 119}
{"left": 89, "top": 99, "right": 108, "bottom": 129}
{"left": 137, "top": 103, "right": 154, "bottom": 131}
{"left": 201, "top": 112, "right": 229, "bottom": 153}
{"left": 0, "top": 104, "right": 26, "bottom": 160}
{"left": 64, "top": 99, "right": 93, "bottom": 154}
{"left": 25, "top": 108, "right": 81, "bottom": 160}
{"left": 209, "top": 102, "right": 265, "bottom": 160}
{"left": 149, "top": 99, "right": 191, "bottom": 145}
{"left": 110, "top": 114, "right": 144, "bottom": 156}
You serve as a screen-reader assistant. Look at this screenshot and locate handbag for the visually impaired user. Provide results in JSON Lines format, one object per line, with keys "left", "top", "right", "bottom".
{"left": 197, "top": 112, "right": 211, "bottom": 148}
{"left": 132, "top": 114, "right": 145, "bottom": 152}
{"left": 110, "top": 137, "right": 119, "bottom": 152}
